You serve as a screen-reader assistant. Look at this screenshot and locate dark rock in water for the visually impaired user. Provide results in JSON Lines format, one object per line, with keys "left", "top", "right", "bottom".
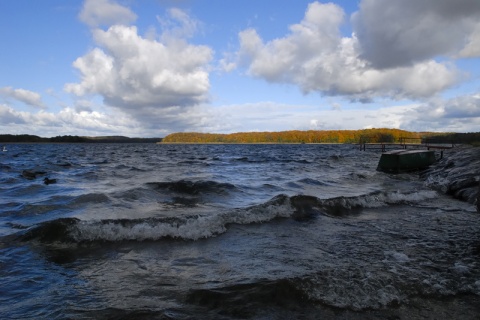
{"left": 454, "top": 187, "right": 479, "bottom": 204}
{"left": 290, "top": 195, "right": 321, "bottom": 221}
{"left": 21, "top": 170, "right": 47, "bottom": 180}
{"left": 448, "top": 177, "right": 478, "bottom": 194}
{"left": 21, "top": 170, "right": 37, "bottom": 180}
{"left": 56, "top": 162, "right": 72, "bottom": 167}
{"left": 43, "top": 177, "right": 57, "bottom": 185}
{"left": 20, "top": 218, "right": 79, "bottom": 243}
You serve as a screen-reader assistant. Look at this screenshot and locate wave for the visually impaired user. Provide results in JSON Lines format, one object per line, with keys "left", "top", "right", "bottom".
{"left": 186, "top": 278, "right": 309, "bottom": 318}
{"left": 71, "top": 193, "right": 110, "bottom": 205}
{"left": 19, "top": 190, "right": 438, "bottom": 244}
{"left": 185, "top": 276, "right": 406, "bottom": 315}
{"left": 290, "top": 189, "right": 438, "bottom": 219}
{"left": 297, "top": 178, "right": 333, "bottom": 186}
{"left": 146, "top": 180, "right": 237, "bottom": 195}
{"left": 18, "top": 195, "right": 291, "bottom": 243}
{"left": 187, "top": 268, "right": 480, "bottom": 315}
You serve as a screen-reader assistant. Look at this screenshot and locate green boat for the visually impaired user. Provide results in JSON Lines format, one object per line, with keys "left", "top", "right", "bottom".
{"left": 377, "top": 149, "right": 436, "bottom": 173}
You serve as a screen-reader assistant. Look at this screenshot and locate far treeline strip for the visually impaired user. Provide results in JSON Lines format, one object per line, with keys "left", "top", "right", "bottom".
{"left": 162, "top": 129, "right": 480, "bottom": 144}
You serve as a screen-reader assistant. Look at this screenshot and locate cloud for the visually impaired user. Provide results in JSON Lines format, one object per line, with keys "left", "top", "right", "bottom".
{"left": 51, "top": 0, "right": 478, "bottom": 136}
{"left": 353, "top": 0, "right": 480, "bottom": 68}
{"left": 0, "top": 87, "right": 45, "bottom": 109}
{"left": 397, "top": 94, "right": 480, "bottom": 132}
{"left": 0, "top": 103, "right": 166, "bottom": 137}
{"left": 420, "top": 95, "right": 480, "bottom": 119}
{"left": 157, "top": 8, "right": 203, "bottom": 40}
{"left": 66, "top": 7, "right": 213, "bottom": 124}
{"left": 73, "top": 99, "right": 94, "bottom": 112}
{"left": 459, "top": 23, "right": 480, "bottom": 58}
{"left": 0, "top": 104, "right": 28, "bottom": 124}
{"left": 234, "top": 2, "right": 459, "bottom": 101}
{"left": 79, "top": 0, "right": 137, "bottom": 28}
{"left": 201, "top": 102, "right": 418, "bottom": 133}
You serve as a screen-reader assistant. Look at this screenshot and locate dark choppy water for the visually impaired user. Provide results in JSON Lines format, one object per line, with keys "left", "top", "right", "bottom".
{"left": 1, "top": 143, "right": 479, "bottom": 319}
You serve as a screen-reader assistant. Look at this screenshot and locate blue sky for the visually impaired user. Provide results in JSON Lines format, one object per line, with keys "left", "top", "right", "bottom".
{"left": 0, "top": 0, "right": 479, "bottom": 137}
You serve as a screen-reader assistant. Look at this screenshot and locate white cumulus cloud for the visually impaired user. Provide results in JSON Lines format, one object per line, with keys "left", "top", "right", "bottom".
{"left": 66, "top": 7, "right": 213, "bottom": 124}
{"left": 79, "top": 0, "right": 137, "bottom": 28}
{"left": 0, "top": 104, "right": 29, "bottom": 124}
{"left": 234, "top": 1, "right": 459, "bottom": 101}
{"left": 0, "top": 103, "right": 166, "bottom": 137}
{"left": 0, "top": 87, "right": 45, "bottom": 109}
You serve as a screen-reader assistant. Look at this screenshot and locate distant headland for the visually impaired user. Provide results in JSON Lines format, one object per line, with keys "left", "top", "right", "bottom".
{"left": 0, "top": 134, "right": 162, "bottom": 143}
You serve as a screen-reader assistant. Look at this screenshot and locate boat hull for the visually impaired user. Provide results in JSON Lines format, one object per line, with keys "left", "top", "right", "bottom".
{"left": 377, "top": 149, "right": 436, "bottom": 173}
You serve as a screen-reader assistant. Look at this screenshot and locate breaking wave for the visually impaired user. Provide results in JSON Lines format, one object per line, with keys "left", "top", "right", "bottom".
{"left": 19, "top": 189, "right": 439, "bottom": 243}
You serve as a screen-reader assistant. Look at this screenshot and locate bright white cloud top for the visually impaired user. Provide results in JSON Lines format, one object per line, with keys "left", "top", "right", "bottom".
{"left": 0, "top": 0, "right": 479, "bottom": 137}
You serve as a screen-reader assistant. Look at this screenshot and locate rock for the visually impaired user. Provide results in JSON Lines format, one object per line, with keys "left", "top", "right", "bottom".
{"left": 448, "top": 177, "right": 478, "bottom": 194}
{"left": 21, "top": 170, "right": 37, "bottom": 180}
{"left": 290, "top": 195, "right": 320, "bottom": 221}
{"left": 423, "top": 146, "right": 480, "bottom": 207}
{"left": 454, "top": 187, "right": 478, "bottom": 203}
{"left": 21, "top": 170, "right": 47, "bottom": 180}
{"left": 43, "top": 178, "right": 57, "bottom": 185}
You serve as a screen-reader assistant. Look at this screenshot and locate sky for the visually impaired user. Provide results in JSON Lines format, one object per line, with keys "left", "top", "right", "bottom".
{"left": 0, "top": 0, "right": 479, "bottom": 138}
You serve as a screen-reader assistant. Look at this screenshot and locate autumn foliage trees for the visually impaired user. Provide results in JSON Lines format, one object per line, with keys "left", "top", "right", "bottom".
{"left": 162, "top": 128, "right": 430, "bottom": 144}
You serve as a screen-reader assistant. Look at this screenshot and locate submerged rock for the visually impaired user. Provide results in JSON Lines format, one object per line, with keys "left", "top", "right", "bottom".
{"left": 422, "top": 146, "right": 480, "bottom": 207}
{"left": 21, "top": 169, "right": 47, "bottom": 180}
{"left": 43, "top": 177, "right": 57, "bottom": 185}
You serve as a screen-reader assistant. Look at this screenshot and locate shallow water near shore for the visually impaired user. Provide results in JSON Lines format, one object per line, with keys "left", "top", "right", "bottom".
{"left": 1, "top": 143, "right": 479, "bottom": 319}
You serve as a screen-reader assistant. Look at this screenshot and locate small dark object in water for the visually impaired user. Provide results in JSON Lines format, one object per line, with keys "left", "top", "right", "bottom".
{"left": 44, "top": 178, "right": 57, "bottom": 185}
{"left": 22, "top": 170, "right": 37, "bottom": 180}
{"left": 290, "top": 195, "right": 321, "bottom": 221}
{"left": 21, "top": 170, "right": 47, "bottom": 180}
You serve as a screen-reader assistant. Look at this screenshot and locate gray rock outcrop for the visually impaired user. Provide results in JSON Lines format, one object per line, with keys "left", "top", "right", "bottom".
{"left": 421, "top": 146, "right": 480, "bottom": 209}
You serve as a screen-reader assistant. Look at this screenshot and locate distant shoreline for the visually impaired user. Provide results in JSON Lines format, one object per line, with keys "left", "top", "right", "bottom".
{"left": 2, "top": 130, "right": 479, "bottom": 145}
{"left": 160, "top": 129, "right": 480, "bottom": 145}
{"left": 0, "top": 134, "right": 162, "bottom": 144}
{"left": 158, "top": 142, "right": 347, "bottom": 145}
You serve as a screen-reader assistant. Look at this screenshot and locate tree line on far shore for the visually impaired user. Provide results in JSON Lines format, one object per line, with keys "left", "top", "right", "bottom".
{"left": 162, "top": 128, "right": 444, "bottom": 144}
{"left": 2, "top": 130, "right": 479, "bottom": 145}
{"left": 423, "top": 132, "right": 480, "bottom": 146}
{"left": 0, "top": 134, "right": 162, "bottom": 143}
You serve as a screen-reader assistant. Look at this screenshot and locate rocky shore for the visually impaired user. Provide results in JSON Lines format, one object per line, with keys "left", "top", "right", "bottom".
{"left": 421, "top": 145, "right": 480, "bottom": 211}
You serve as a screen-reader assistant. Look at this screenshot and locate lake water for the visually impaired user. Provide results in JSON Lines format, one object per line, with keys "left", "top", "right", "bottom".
{"left": 1, "top": 143, "right": 479, "bottom": 319}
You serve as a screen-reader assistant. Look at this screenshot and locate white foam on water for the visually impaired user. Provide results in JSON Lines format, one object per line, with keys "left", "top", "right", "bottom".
{"left": 384, "top": 251, "right": 410, "bottom": 263}
{"left": 70, "top": 195, "right": 295, "bottom": 242}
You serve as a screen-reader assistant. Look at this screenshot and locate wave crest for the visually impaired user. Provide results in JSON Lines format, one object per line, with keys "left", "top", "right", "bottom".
{"left": 19, "top": 190, "right": 438, "bottom": 243}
